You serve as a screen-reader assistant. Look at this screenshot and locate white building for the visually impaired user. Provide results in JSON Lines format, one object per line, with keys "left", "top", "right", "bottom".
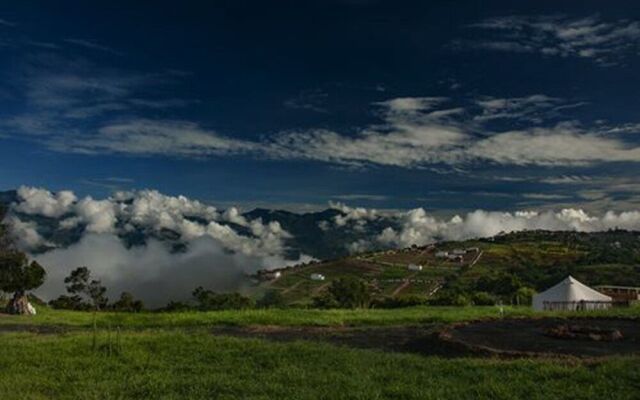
{"left": 310, "top": 273, "right": 326, "bottom": 281}
{"left": 408, "top": 264, "right": 423, "bottom": 271}
{"left": 532, "top": 276, "right": 612, "bottom": 311}
{"left": 435, "top": 251, "right": 448, "bottom": 258}
{"left": 451, "top": 249, "right": 466, "bottom": 255}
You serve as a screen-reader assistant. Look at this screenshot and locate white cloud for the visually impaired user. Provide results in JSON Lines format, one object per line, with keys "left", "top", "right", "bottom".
{"left": 467, "top": 15, "right": 640, "bottom": 65}
{"left": 49, "top": 119, "right": 258, "bottom": 157}
{"left": 468, "top": 124, "right": 640, "bottom": 166}
{"left": 375, "top": 207, "right": 640, "bottom": 248}
{"left": 14, "top": 186, "right": 77, "bottom": 218}
{"left": 4, "top": 216, "right": 46, "bottom": 250}
{"left": 75, "top": 197, "right": 117, "bottom": 233}
{"left": 329, "top": 202, "right": 379, "bottom": 227}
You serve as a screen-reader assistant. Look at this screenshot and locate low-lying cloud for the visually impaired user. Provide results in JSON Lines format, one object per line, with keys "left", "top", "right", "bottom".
{"left": 5, "top": 186, "right": 313, "bottom": 306}
{"left": 5, "top": 186, "right": 640, "bottom": 305}
{"left": 35, "top": 234, "right": 256, "bottom": 307}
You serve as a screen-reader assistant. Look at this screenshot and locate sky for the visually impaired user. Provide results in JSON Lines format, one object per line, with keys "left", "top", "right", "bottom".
{"left": 1, "top": 1, "right": 640, "bottom": 213}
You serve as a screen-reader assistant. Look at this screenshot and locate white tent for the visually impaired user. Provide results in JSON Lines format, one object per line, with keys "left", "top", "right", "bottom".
{"left": 532, "top": 276, "right": 612, "bottom": 311}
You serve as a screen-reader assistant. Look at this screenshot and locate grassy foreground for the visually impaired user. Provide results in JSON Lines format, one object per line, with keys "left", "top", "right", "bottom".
{"left": 1, "top": 306, "right": 639, "bottom": 399}
{"left": 0, "top": 331, "right": 638, "bottom": 400}
{"left": 1, "top": 305, "right": 639, "bottom": 329}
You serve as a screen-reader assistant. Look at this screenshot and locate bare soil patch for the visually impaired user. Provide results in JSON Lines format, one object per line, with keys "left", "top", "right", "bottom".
{"left": 212, "top": 318, "right": 640, "bottom": 359}
{"left": 441, "top": 318, "right": 640, "bottom": 358}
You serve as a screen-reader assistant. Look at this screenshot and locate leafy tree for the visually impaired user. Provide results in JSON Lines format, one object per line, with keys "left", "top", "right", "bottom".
{"left": 312, "top": 291, "right": 340, "bottom": 309}
{"left": 163, "top": 300, "right": 193, "bottom": 312}
{"left": 111, "top": 292, "right": 144, "bottom": 312}
{"left": 63, "top": 267, "right": 108, "bottom": 310}
{"left": 471, "top": 292, "right": 496, "bottom": 306}
{"left": 257, "top": 290, "right": 286, "bottom": 308}
{"left": 192, "top": 287, "right": 254, "bottom": 310}
{"left": 317, "top": 277, "right": 371, "bottom": 309}
{"left": 0, "top": 251, "right": 46, "bottom": 314}
{"left": 430, "top": 291, "right": 470, "bottom": 306}
{"left": 49, "top": 295, "right": 89, "bottom": 311}
{"left": 372, "top": 295, "right": 428, "bottom": 309}
{"left": 515, "top": 287, "right": 536, "bottom": 306}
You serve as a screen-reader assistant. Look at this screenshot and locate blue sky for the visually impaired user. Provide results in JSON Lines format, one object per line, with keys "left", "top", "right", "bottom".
{"left": 1, "top": 0, "right": 640, "bottom": 213}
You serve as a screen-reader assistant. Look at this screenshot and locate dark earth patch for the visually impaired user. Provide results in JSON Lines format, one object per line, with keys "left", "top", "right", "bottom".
{"left": 212, "top": 318, "right": 640, "bottom": 359}
{"left": 442, "top": 318, "right": 640, "bottom": 358}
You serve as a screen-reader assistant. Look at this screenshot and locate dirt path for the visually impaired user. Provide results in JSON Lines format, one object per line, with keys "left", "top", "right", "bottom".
{"left": 391, "top": 273, "right": 417, "bottom": 296}
{"left": 280, "top": 280, "right": 304, "bottom": 295}
{"left": 469, "top": 250, "right": 483, "bottom": 268}
{"left": 312, "top": 282, "right": 330, "bottom": 295}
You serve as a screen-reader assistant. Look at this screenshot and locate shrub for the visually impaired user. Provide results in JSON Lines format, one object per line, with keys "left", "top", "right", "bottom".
{"left": 372, "top": 295, "right": 428, "bottom": 308}
{"left": 111, "top": 292, "right": 144, "bottom": 312}
{"left": 49, "top": 295, "right": 91, "bottom": 311}
{"left": 192, "top": 287, "right": 254, "bottom": 311}
{"left": 313, "top": 277, "right": 371, "bottom": 309}
{"left": 257, "top": 290, "right": 286, "bottom": 308}
{"left": 162, "top": 301, "right": 193, "bottom": 312}
{"left": 472, "top": 292, "right": 496, "bottom": 306}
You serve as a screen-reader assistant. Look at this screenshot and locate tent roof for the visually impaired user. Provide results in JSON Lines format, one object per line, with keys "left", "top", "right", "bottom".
{"left": 533, "top": 276, "right": 612, "bottom": 303}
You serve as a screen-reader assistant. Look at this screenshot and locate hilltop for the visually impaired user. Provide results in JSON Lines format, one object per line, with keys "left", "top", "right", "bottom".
{"left": 253, "top": 230, "right": 640, "bottom": 306}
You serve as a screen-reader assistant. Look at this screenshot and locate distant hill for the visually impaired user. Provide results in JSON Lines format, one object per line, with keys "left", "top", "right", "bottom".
{"left": 252, "top": 230, "right": 640, "bottom": 306}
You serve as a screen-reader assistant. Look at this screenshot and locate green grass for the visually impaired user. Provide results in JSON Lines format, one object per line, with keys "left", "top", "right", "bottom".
{"left": 2, "top": 305, "right": 639, "bottom": 330}
{"left": 1, "top": 306, "right": 640, "bottom": 399}
{"left": 0, "top": 330, "right": 638, "bottom": 399}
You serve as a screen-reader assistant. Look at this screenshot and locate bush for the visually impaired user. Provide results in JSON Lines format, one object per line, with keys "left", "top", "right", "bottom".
{"left": 312, "top": 291, "right": 340, "bottom": 309}
{"left": 515, "top": 287, "right": 536, "bottom": 305}
{"left": 49, "top": 295, "right": 91, "bottom": 310}
{"left": 372, "top": 295, "right": 428, "bottom": 309}
{"left": 257, "top": 290, "right": 286, "bottom": 308}
{"left": 429, "top": 291, "right": 471, "bottom": 306}
{"left": 162, "top": 301, "right": 193, "bottom": 312}
{"left": 192, "top": 287, "right": 254, "bottom": 311}
{"left": 471, "top": 292, "right": 496, "bottom": 306}
{"left": 111, "top": 292, "right": 144, "bottom": 312}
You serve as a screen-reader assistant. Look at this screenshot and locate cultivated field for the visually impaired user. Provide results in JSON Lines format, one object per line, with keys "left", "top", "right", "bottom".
{"left": 0, "top": 306, "right": 639, "bottom": 399}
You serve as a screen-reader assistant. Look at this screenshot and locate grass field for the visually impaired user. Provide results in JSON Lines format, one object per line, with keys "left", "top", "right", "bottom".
{"left": 2, "top": 305, "right": 640, "bottom": 329}
{"left": 1, "top": 306, "right": 639, "bottom": 399}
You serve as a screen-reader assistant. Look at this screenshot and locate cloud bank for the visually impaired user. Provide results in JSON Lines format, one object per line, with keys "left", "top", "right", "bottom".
{"left": 5, "top": 186, "right": 640, "bottom": 305}
{"left": 5, "top": 186, "right": 312, "bottom": 306}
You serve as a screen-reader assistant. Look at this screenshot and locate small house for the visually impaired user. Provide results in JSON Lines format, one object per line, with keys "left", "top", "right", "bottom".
{"left": 310, "top": 273, "right": 326, "bottom": 281}
{"left": 451, "top": 249, "right": 466, "bottom": 255}
{"left": 435, "top": 251, "right": 448, "bottom": 258}
{"left": 408, "top": 264, "right": 423, "bottom": 271}
{"left": 594, "top": 285, "right": 640, "bottom": 304}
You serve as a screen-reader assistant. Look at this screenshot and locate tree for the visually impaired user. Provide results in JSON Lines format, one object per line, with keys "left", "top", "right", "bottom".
{"left": 192, "top": 287, "right": 254, "bottom": 311}
{"left": 111, "top": 292, "right": 144, "bottom": 312}
{"left": 314, "top": 277, "right": 371, "bottom": 309}
{"left": 63, "top": 267, "right": 108, "bottom": 311}
{"left": 472, "top": 292, "right": 497, "bottom": 306}
{"left": 257, "top": 290, "right": 286, "bottom": 308}
{"left": 49, "top": 295, "right": 88, "bottom": 311}
{"left": 515, "top": 287, "right": 536, "bottom": 306}
{"left": 0, "top": 251, "right": 46, "bottom": 314}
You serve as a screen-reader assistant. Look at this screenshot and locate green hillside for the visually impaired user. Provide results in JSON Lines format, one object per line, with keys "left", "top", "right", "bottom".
{"left": 254, "top": 230, "right": 640, "bottom": 306}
